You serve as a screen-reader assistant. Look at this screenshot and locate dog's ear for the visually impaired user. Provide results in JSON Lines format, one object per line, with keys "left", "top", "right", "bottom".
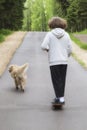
{"left": 8, "top": 65, "right": 14, "bottom": 73}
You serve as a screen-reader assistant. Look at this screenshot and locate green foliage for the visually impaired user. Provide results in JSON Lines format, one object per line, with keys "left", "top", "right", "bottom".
{"left": 67, "top": 0, "right": 87, "bottom": 32}
{"left": 56, "top": 0, "right": 69, "bottom": 16}
{"left": 78, "top": 0, "right": 87, "bottom": 30}
{"left": 31, "top": 0, "right": 45, "bottom": 31}
{"left": 23, "top": 0, "right": 32, "bottom": 31}
{"left": 0, "top": 29, "right": 12, "bottom": 35}
{"left": 0, "top": 0, "right": 26, "bottom": 30}
{"left": 23, "top": 0, "right": 53, "bottom": 31}
{"left": 0, "top": 0, "right": 87, "bottom": 32}
{"left": 44, "top": 0, "right": 53, "bottom": 30}
{"left": 72, "top": 53, "right": 86, "bottom": 69}
{"left": 0, "top": 34, "right": 5, "bottom": 43}
{"left": 74, "top": 29, "right": 87, "bottom": 34}
{"left": 52, "top": 0, "right": 62, "bottom": 17}
{"left": 51, "top": 0, "right": 87, "bottom": 32}
{"left": 67, "top": 0, "right": 79, "bottom": 32}
{"left": 23, "top": 0, "right": 87, "bottom": 32}
{"left": 0, "top": 29, "right": 13, "bottom": 43}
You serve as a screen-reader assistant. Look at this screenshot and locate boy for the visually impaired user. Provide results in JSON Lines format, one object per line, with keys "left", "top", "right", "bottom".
{"left": 41, "top": 17, "right": 72, "bottom": 105}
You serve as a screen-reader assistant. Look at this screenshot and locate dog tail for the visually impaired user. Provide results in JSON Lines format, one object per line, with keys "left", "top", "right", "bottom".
{"left": 20, "top": 63, "right": 29, "bottom": 73}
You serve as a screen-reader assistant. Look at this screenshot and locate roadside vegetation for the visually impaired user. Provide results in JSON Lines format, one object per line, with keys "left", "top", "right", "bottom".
{"left": 74, "top": 29, "right": 87, "bottom": 34}
{"left": 70, "top": 29, "right": 87, "bottom": 50}
{"left": 72, "top": 53, "right": 87, "bottom": 69}
{"left": 0, "top": 29, "right": 13, "bottom": 43}
{"left": 23, "top": 0, "right": 87, "bottom": 32}
{"left": 70, "top": 29, "right": 87, "bottom": 69}
{"left": 0, "top": 0, "right": 87, "bottom": 32}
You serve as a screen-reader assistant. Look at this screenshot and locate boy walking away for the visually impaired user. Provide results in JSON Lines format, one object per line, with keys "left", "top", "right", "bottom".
{"left": 41, "top": 17, "right": 72, "bottom": 106}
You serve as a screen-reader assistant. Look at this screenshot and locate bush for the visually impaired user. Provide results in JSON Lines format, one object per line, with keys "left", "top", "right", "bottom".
{"left": 0, "top": 29, "right": 12, "bottom": 36}
{"left": 0, "top": 34, "right": 5, "bottom": 43}
{"left": 0, "top": 29, "right": 13, "bottom": 43}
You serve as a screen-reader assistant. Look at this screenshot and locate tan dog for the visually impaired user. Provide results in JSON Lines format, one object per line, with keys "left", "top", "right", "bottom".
{"left": 9, "top": 63, "right": 29, "bottom": 92}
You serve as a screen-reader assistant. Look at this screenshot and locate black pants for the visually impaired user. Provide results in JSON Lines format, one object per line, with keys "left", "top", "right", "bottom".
{"left": 50, "top": 65, "right": 67, "bottom": 98}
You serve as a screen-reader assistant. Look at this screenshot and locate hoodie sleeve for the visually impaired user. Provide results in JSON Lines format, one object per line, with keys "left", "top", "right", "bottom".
{"left": 41, "top": 33, "right": 50, "bottom": 51}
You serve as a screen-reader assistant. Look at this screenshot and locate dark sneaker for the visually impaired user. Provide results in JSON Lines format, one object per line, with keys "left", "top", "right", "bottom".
{"left": 52, "top": 98, "right": 65, "bottom": 105}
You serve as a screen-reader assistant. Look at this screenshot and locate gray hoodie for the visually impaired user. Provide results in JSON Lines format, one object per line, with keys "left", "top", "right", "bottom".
{"left": 41, "top": 28, "right": 72, "bottom": 66}
{"left": 52, "top": 28, "right": 65, "bottom": 39}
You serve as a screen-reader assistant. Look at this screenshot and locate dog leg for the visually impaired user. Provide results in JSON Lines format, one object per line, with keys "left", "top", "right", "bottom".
{"left": 14, "top": 79, "right": 19, "bottom": 90}
{"left": 20, "top": 78, "right": 26, "bottom": 92}
{"left": 20, "top": 82, "right": 25, "bottom": 92}
{"left": 21, "top": 85, "right": 25, "bottom": 92}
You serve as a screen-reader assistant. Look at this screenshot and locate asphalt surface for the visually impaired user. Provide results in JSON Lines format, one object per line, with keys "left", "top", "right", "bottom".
{"left": 0, "top": 32, "right": 87, "bottom": 130}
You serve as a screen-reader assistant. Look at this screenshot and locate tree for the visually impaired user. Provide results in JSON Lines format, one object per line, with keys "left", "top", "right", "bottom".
{"left": 23, "top": 0, "right": 87, "bottom": 32}
{"left": 67, "top": 0, "right": 87, "bottom": 32}
{"left": 0, "top": 0, "right": 6, "bottom": 29}
{"left": 67, "top": 0, "right": 79, "bottom": 32}
{"left": 78, "top": 0, "right": 87, "bottom": 30}
{"left": 56, "top": 0, "right": 69, "bottom": 17}
{"left": 23, "top": 0, "right": 32, "bottom": 31}
{"left": 0, "top": 0, "right": 26, "bottom": 30}
{"left": 23, "top": 0, "right": 53, "bottom": 31}
{"left": 43, "top": 0, "right": 53, "bottom": 30}
{"left": 31, "top": 0, "right": 47, "bottom": 31}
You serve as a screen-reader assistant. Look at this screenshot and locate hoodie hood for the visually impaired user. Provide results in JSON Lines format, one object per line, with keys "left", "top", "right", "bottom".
{"left": 51, "top": 28, "right": 65, "bottom": 39}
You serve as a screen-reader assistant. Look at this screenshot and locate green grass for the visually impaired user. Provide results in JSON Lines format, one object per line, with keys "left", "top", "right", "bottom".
{"left": 0, "top": 34, "right": 5, "bottom": 43}
{"left": 70, "top": 29, "right": 87, "bottom": 69}
{"left": 74, "top": 29, "right": 87, "bottom": 34}
{"left": 0, "top": 29, "right": 13, "bottom": 36}
{"left": 72, "top": 53, "right": 87, "bottom": 69}
{"left": 70, "top": 30, "right": 87, "bottom": 50}
{"left": 0, "top": 29, "right": 13, "bottom": 43}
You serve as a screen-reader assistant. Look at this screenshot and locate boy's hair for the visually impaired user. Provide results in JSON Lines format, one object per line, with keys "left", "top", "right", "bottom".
{"left": 48, "top": 17, "right": 67, "bottom": 29}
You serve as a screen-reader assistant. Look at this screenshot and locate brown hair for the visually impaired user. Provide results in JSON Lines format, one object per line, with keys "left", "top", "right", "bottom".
{"left": 48, "top": 17, "right": 67, "bottom": 29}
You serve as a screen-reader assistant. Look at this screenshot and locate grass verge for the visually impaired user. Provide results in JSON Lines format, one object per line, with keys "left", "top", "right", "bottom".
{"left": 0, "top": 34, "right": 5, "bottom": 43}
{"left": 74, "top": 29, "right": 87, "bottom": 34}
{"left": 0, "top": 29, "right": 13, "bottom": 43}
{"left": 70, "top": 33, "right": 87, "bottom": 50}
{"left": 72, "top": 53, "right": 87, "bottom": 69}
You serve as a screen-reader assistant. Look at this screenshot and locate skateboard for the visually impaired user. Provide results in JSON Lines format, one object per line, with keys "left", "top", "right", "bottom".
{"left": 52, "top": 103, "right": 63, "bottom": 110}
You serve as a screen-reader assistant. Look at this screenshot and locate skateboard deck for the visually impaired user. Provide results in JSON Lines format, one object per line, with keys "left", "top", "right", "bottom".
{"left": 52, "top": 103, "right": 63, "bottom": 110}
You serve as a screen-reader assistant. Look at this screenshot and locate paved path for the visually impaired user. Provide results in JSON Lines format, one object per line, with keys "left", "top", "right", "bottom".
{"left": 0, "top": 32, "right": 87, "bottom": 130}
